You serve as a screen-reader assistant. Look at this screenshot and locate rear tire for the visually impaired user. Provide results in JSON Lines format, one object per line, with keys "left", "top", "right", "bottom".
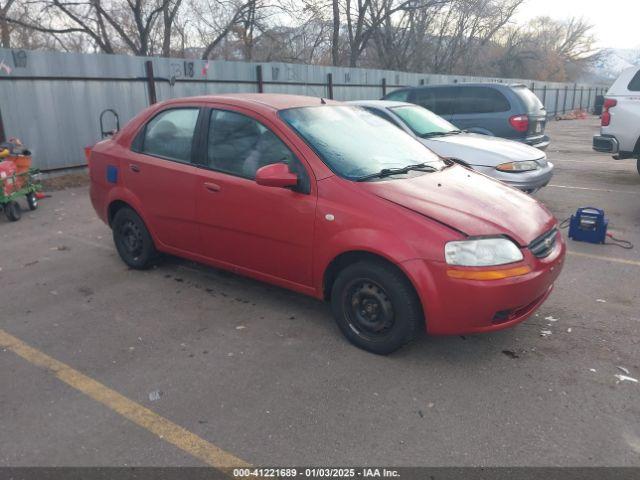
{"left": 636, "top": 158, "right": 640, "bottom": 176}
{"left": 330, "top": 260, "right": 423, "bottom": 355}
{"left": 26, "top": 192, "right": 38, "bottom": 210}
{"left": 112, "top": 207, "right": 158, "bottom": 269}
{"left": 5, "top": 201, "right": 21, "bottom": 221}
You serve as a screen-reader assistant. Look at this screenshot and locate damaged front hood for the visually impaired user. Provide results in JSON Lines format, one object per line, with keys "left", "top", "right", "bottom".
{"left": 359, "top": 165, "right": 556, "bottom": 245}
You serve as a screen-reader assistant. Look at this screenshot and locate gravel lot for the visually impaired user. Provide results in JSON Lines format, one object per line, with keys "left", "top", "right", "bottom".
{"left": 1, "top": 117, "right": 639, "bottom": 467}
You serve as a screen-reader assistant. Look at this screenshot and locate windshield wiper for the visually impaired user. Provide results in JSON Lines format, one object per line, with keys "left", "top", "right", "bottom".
{"left": 419, "top": 131, "right": 448, "bottom": 138}
{"left": 356, "top": 163, "right": 437, "bottom": 181}
{"left": 419, "top": 130, "right": 462, "bottom": 138}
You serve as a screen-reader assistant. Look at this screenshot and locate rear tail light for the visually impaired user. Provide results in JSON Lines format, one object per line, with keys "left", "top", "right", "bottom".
{"left": 601, "top": 98, "right": 617, "bottom": 126}
{"left": 509, "top": 114, "right": 529, "bottom": 132}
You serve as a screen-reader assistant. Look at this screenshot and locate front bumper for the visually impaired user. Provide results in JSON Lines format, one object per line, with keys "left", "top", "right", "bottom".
{"left": 522, "top": 134, "right": 550, "bottom": 150}
{"left": 402, "top": 232, "right": 566, "bottom": 335}
{"left": 473, "top": 162, "right": 554, "bottom": 193}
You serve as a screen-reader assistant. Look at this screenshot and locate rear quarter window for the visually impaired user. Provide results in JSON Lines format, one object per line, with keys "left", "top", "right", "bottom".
{"left": 628, "top": 70, "right": 640, "bottom": 91}
{"left": 512, "top": 86, "right": 545, "bottom": 113}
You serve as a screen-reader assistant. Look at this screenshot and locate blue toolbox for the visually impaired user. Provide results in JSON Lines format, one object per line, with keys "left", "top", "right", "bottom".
{"left": 568, "top": 207, "right": 608, "bottom": 244}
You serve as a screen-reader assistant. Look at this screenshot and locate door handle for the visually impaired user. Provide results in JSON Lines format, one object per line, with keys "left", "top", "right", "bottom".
{"left": 129, "top": 164, "right": 140, "bottom": 173}
{"left": 204, "top": 182, "right": 221, "bottom": 192}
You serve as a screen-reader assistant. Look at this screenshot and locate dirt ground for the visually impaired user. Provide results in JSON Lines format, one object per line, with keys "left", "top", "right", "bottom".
{"left": 39, "top": 170, "right": 89, "bottom": 191}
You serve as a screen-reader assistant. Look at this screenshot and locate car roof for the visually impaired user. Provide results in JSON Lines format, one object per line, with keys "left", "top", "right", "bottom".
{"left": 348, "top": 100, "right": 412, "bottom": 108}
{"left": 607, "top": 66, "right": 640, "bottom": 95}
{"left": 394, "top": 82, "right": 518, "bottom": 90}
{"left": 160, "top": 93, "right": 340, "bottom": 111}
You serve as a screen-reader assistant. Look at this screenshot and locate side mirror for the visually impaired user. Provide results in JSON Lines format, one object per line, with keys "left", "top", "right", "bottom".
{"left": 255, "top": 162, "right": 298, "bottom": 188}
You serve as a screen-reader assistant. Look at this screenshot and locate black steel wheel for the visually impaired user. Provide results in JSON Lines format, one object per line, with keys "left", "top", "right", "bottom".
{"left": 112, "top": 207, "right": 158, "bottom": 269}
{"left": 5, "top": 201, "right": 22, "bottom": 222}
{"left": 26, "top": 192, "right": 38, "bottom": 210}
{"left": 345, "top": 279, "right": 396, "bottom": 337}
{"left": 331, "top": 260, "right": 423, "bottom": 354}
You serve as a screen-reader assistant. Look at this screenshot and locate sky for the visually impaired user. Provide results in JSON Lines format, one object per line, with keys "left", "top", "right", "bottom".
{"left": 516, "top": 0, "right": 640, "bottom": 50}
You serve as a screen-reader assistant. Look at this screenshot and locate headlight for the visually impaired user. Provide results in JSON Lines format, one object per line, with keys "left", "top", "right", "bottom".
{"left": 445, "top": 238, "right": 523, "bottom": 266}
{"left": 496, "top": 160, "right": 539, "bottom": 172}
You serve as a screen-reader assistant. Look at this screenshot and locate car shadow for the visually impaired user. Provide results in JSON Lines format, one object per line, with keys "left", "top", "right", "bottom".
{"left": 160, "top": 254, "right": 330, "bottom": 315}
{"left": 158, "top": 255, "right": 530, "bottom": 365}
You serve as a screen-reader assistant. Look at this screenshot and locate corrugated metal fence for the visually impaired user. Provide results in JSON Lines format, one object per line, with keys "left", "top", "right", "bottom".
{"left": 0, "top": 48, "right": 608, "bottom": 171}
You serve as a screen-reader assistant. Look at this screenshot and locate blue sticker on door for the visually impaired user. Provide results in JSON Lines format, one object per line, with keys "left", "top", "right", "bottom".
{"left": 106, "top": 165, "right": 118, "bottom": 183}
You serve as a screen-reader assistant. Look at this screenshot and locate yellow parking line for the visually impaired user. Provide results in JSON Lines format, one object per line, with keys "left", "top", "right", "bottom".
{"left": 0, "top": 328, "right": 249, "bottom": 469}
{"left": 568, "top": 251, "right": 640, "bottom": 267}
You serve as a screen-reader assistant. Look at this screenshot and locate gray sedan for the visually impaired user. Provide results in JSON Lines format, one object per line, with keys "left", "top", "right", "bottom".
{"left": 350, "top": 100, "right": 553, "bottom": 193}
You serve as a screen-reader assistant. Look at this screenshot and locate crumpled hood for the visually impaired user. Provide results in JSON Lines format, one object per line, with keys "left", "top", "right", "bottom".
{"left": 420, "top": 132, "right": 545, "bottom": 167}
{"left": 359, "top": 165, "right": 556, "bottom": 245}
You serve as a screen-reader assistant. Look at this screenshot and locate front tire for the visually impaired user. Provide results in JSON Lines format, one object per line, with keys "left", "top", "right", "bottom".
{"left": 112, "top": 207, "right": 158, "bottom": 269}
{"left": 26, "top": 192, "right": 38, "bottom": 210}
{"left": 5, "top": 201, "right": 21, "bottom": 221}
{"left": 636, "top": 158, "right": 640, "bottom": 176}
{"left": 330, "top": 260, "right": 423, "bottom": 355}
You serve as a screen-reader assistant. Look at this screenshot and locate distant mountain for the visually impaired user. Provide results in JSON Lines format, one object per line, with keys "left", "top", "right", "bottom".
{"left": 592, "top": 47, "right": 640, "bottom": 80}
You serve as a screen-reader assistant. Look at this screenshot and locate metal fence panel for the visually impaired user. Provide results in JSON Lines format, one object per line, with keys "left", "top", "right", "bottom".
{"left": 0, "top": 48, "right": 608, "bottom": 171}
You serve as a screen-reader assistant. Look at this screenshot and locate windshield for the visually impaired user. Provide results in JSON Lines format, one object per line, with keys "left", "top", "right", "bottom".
{"left": 390, "top": 105, "right": 458, "bottom": 137}
{"left": 279, "top": 106, "right": 444, "bottom": 180}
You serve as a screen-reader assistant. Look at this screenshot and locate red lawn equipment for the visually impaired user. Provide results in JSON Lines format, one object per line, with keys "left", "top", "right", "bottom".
{"left": 0, "top": 138, "right": 42, "bottom": 222}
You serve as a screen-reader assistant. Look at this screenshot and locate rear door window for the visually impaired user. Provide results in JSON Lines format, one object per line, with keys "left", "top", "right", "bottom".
{"left": 628, "top": 70, "right": 640, "bottom": 91}
{"left": 140, "top": 108, "right": 200, "bottom": 162}
{"left": 456, "top": 87, "right": 511, "bottom": 114}
{"left": 413, "top": 87, "right": 459, "bottom": 116}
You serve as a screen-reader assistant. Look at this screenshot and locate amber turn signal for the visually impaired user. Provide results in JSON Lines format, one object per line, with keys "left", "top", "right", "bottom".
{"left": 447, "top": 265, "right": 532, "bottom": 280}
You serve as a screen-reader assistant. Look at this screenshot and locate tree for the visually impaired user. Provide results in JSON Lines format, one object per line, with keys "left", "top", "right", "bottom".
{"left": 368, "top": 1, "right": 445, "bottom": 70}
{"left": 6, "top": 0, "right": 185, "bottom": 55}
{"left": 0, "top": 0, "right": 16, "bottom": 47}
{"left": 426, "top": 0, "right": 524, "bottom": 74}
{"left": 1, "top": 0, "right": 605, "bottom": 83}
{"left": 495, "top": 16, "right": 601, "bottom": 81}
{"left": 162, "top": 0, "right": 184, "bottom": 56}
{"left": 331, "top": 0, "right": 339, "bottom": 65}
{"left": 188, "top": 0, "right": 267, "bottom": 60}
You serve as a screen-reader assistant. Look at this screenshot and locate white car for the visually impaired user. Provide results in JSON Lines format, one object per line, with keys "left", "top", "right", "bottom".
{"left": 593, "top": 66, "right": 640, "bottom": 175}
{"left": 350, "top": 100, "right": 553, "bottom": 192}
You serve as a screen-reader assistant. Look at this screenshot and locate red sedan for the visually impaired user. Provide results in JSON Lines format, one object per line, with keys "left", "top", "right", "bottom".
{"left": 89, "top": 94, "right": 565, "bottom": 354}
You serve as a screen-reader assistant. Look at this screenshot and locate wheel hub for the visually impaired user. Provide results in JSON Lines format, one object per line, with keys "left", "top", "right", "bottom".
{"left": 120, "top": 220, "right": 143, "bottom": 257}
{"left": 348, "top": 281, "right": 394, "bottom": 334}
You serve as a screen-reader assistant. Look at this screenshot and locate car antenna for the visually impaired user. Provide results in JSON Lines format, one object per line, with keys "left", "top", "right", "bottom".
{"left": 320, "top": 97, "right": 327, "bottom": 104}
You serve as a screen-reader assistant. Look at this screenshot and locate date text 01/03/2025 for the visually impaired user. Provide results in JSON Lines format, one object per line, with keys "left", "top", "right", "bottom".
{"left": 232, "top": 468, "right": 400, "bottom": 478}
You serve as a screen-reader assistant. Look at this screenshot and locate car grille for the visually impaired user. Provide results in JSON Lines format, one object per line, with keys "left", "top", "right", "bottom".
{"left": 529, "top": 228, "right": 558, "bottom": 258}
